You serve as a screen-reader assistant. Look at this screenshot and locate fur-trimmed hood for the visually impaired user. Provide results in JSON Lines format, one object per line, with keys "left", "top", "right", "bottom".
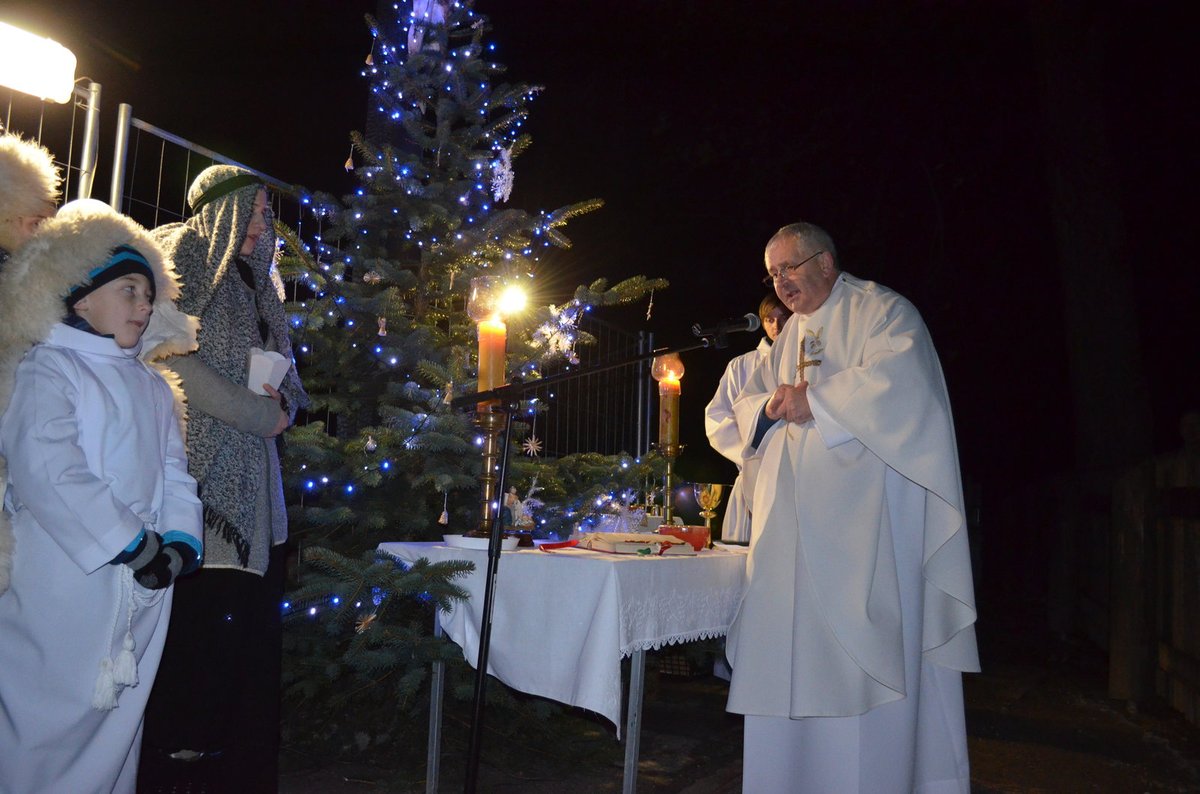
{"left": 0, "top": 133, "right": 61, "bottom": 222}
{"left": 0, "top": 200, "right": 198, "bottom": 595}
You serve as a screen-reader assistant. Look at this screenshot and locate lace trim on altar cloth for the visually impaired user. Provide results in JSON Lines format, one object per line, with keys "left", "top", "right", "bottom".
{"left": 617, "top": 579, "right": 743, "bottom": 657}
{"left": 621, "top": 627, "right": 730, "bottom": 657}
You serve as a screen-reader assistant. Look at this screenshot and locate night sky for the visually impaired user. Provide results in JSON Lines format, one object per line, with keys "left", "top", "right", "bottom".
{"left": 4, "top": 1, "right": 1195, "bottom": 596}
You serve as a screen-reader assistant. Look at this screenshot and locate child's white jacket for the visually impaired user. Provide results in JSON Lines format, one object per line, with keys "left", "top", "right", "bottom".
{"left": 0, "top": 201, "right": 197, "bottom": 593}
{"left": 0, "top": 203, "right": 201, "bottom": 793}
{"left": 0, "top": 324, "right": 202, "bottom": 791}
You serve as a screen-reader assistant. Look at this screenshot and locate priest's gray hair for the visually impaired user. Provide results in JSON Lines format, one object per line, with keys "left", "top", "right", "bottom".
{"left": 767, "top": 222, "right": 839, "bottom": 269}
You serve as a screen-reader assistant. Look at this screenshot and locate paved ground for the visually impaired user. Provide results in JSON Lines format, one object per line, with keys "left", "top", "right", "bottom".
{"left": 280, "top": 607, "right": 1200, "bottom": 793}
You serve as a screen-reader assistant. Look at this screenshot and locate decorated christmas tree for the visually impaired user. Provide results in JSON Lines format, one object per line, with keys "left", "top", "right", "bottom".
{"left": 278, "top": 0, "right": 666, "bottom": 759}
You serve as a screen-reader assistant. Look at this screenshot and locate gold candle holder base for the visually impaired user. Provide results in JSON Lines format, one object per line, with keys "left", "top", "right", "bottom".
{"left": 475, "top": 408, "right": 506, "bottom": 534}
{"left": 662, "top": 453, "right": 678, "bottom": 525}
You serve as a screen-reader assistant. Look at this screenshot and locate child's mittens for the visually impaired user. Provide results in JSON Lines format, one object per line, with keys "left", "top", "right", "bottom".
{"left": 111, "top": 528, "right": 160, "bottom": 572}
{"left": 161, "top": 531, "right": 202, "bottom": 578}
{"left": 111, "top": 529, "right": 201, "bottom": 589}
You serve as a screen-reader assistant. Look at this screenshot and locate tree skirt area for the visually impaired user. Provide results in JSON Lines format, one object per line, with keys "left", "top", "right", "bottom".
{"left": 278, "top": 617, "right": 1200, "bottom": 793}
{"left": 279, "top": 663, "right": 743, "bottom": 794}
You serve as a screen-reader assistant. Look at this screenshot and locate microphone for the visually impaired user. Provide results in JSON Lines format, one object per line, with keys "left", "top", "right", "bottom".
{"left": 692, "top": 312, "right": 761, "bottom": 339}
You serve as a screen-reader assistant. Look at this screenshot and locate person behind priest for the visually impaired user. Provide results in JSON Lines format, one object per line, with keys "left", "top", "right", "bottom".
{"left": 704, "top": 293, "right": 791, "bottom": 544}
{"left": 725, "top": 222, "right": 978, "bottom": 793}
{"left": 0, "top": 131, "right": 61, "bottom": 269}
{"left": 138, "top": 166, "right": 308, "bottom": 792}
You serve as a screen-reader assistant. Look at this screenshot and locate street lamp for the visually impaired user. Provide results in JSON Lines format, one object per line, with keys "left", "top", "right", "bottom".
{"left": 0, "top": 22, "right": 77, "bottom": 104}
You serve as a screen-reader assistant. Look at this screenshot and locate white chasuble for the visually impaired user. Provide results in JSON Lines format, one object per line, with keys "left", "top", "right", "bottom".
{"left": 724, "top": 274, "right": 978, "bottom": 791}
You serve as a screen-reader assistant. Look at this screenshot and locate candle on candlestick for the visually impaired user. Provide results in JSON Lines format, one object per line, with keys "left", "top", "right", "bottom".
{"left": 477, "top": 317, "right": 506, "bottom": 410}
{"left": 464, "top": 275, "right": 528, "bottom": 536}
{"left": 467, "top": 276, "right": 508, "bottom": 412}
{"left": 651, "top": 352, "right": 685, "bottom": 458}
{"left": 658, "top": 375, "right": 680, "bottom": 450}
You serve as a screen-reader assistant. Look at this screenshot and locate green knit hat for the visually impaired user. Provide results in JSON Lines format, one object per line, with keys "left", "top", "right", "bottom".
{"left": 186, "top": 166, "right": 263, "bottom": 215}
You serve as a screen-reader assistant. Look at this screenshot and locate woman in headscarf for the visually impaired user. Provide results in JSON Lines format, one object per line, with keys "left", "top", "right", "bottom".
{"left": 138, "top": 165, "right": 307, "bottom": 792}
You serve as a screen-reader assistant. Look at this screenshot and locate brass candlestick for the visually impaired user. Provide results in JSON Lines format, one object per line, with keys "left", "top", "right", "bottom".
{"left": 475, "top": 408, "right": 506, "bottom": 533}
{"left": 651, "top": 352, "right": 685, "bottom": 526}
{"left": 467, "top": 275, "right": 522, "bottom": 535}
{"left": 662, "top": 452, "right": 677, "bottom": 524}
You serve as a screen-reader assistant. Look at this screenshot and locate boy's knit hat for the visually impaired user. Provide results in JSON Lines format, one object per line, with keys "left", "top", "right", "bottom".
{"left": 65, "top": 244, "right": 157, "bottom": 308}
{"left": 0, "top": 133, "right": 61, "bottom": 221}
{"left": 46, "top": 199, "right": 171, "bottom": 310}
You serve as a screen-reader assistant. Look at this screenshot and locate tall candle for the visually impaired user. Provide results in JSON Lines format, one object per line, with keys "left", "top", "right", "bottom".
{"left": 477, "top": 317, "right": 506, "bottom": 410}
{"left": 658, "top": 374, "right": 680, "bottom": 452}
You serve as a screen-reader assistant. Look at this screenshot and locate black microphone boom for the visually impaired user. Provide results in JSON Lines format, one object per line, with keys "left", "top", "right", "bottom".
{"left": 691, "top": 312, "right": 761, "bottom": 340}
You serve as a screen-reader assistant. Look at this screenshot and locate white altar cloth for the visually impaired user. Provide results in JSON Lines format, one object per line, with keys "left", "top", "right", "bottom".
{"left": 378, "top": 541, "right": 749, "bottom": 730}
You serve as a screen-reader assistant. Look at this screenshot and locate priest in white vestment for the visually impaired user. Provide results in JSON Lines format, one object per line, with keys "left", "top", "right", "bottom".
{"left": 725, "top": 222, "right": 979, "bottom": 794}
{"left": 704, "top": 293, "right": 791, "bottom": 543}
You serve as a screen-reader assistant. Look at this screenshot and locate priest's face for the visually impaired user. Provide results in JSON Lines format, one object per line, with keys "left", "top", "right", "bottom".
{"left": 764, "top": 236, "right": 838, "bottom": 316}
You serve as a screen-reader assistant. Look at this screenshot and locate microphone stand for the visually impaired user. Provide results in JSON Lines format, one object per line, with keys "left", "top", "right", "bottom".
{"left": 690, "top": 314, "right": 758, "bottom": 350}
{"left": 455, "top": 337, "right": 717, "bottom": 793}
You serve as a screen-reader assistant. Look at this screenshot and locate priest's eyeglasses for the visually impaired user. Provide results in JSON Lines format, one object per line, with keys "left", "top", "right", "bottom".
{"left": 762, "top": 250, "right": 825, "bottom": 287}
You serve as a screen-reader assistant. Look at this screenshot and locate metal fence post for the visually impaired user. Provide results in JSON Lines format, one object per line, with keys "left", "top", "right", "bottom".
{"left": 109, "top": 103, "right": 132, "bottom": 210}
{"left": 640, "top": 331, "right": 654, "bottom": 458}
{"left": 76, "top": 81, "right": 101, "bottom": 200}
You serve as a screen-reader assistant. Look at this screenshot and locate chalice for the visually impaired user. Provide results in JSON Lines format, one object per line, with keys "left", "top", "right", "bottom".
{"left": 693, "top": 483, "right": 724, "bottom": 548}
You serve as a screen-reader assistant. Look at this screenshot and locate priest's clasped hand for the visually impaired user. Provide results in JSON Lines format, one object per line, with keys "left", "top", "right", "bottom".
{"left": 765, "top": 382, "right": 814, "bottom": 424}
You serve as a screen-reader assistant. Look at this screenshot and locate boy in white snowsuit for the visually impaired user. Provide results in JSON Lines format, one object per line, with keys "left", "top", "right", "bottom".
{"left": 0, "top": 200, "right": 202, "bottom": 794}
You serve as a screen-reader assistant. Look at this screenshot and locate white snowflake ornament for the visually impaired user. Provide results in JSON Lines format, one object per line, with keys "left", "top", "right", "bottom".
{"left": 491, "top": 147, "right": 514, "bottom": 203}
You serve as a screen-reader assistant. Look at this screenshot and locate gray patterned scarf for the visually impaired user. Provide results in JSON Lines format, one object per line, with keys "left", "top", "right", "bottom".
{"left": 152, "top": 166, "right": 307, "bottom": 572}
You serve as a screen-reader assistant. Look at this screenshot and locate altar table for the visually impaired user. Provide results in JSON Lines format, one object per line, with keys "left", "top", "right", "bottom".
{"left": 379, "top": 541, "right": 749, "bottom": 793}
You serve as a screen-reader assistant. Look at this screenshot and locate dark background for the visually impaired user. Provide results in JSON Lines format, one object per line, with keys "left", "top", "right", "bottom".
{"left": 3, "top": 0, "right": 1195, "bottom": 606}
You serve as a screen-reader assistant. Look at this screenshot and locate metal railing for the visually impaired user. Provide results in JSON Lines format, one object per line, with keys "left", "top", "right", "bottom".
{"left": 522, "top": 318, "right": 653, "bottom": 459}
{"left": 109, "top": 104, "right": 320, "bottom": 246}
{"left": 3, "top": 81, "right": 101, "bottom": 202}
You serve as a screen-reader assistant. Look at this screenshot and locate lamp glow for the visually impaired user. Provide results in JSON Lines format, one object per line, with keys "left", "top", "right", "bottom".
{"left": 0, "top": 22, "right": 77, "bottom": 104}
